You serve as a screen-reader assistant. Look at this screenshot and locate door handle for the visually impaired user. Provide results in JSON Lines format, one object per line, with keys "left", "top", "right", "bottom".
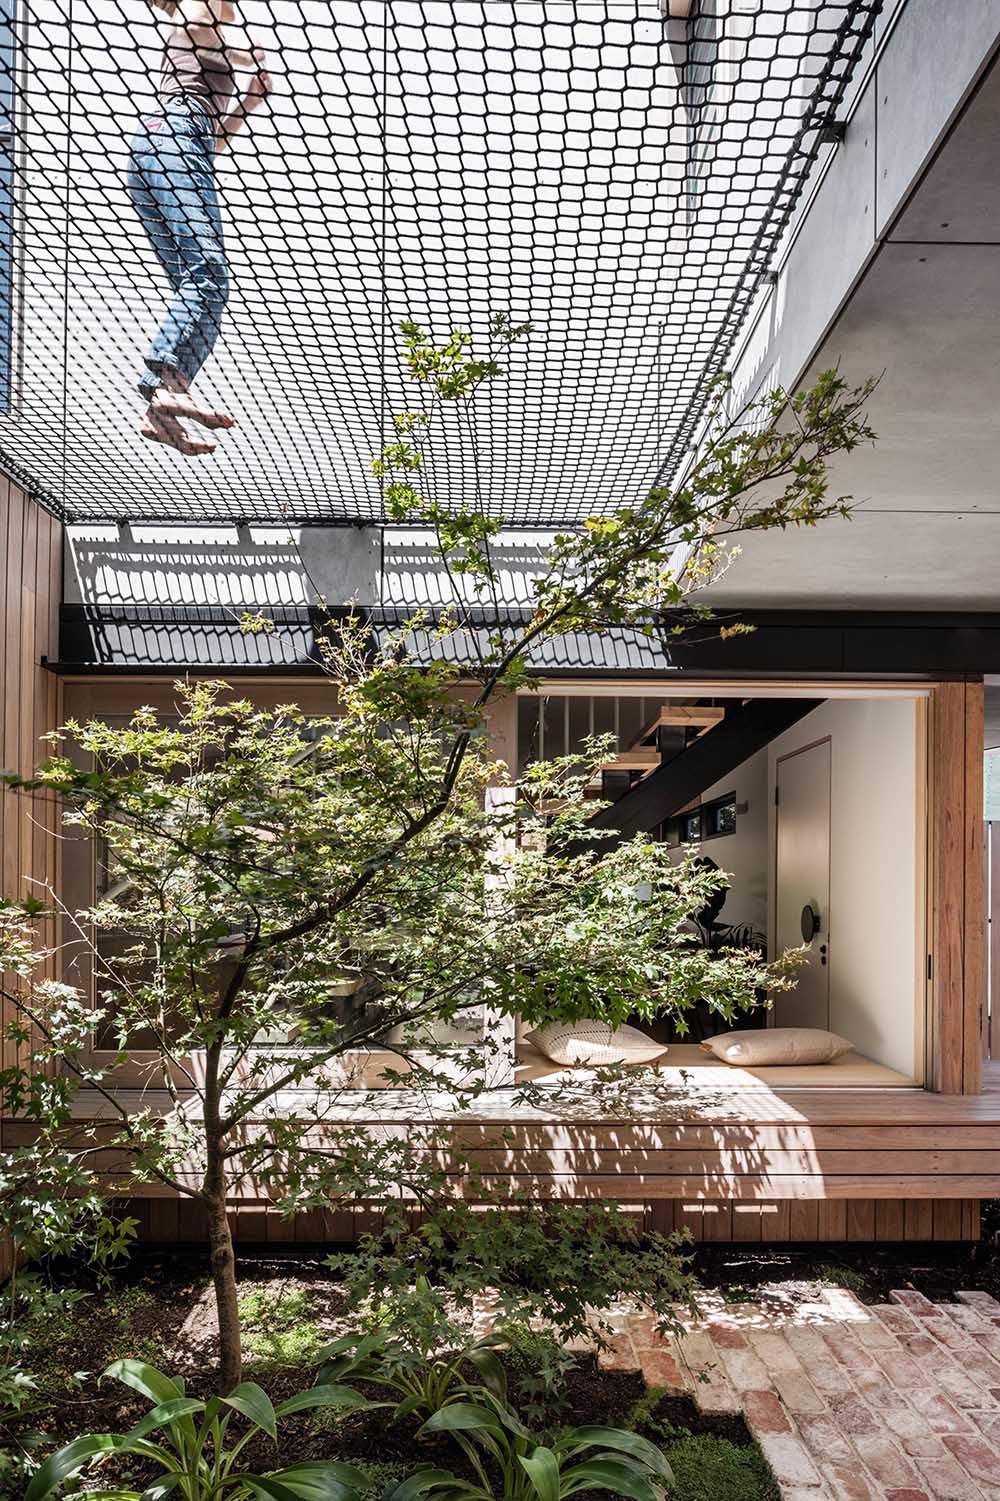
{"left": 800, "top": 904, "right": 822, "bottom": 943}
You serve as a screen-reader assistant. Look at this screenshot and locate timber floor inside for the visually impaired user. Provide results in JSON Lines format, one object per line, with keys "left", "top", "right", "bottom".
{"left": 514, "top": 1042, "right": 914, "bottom": 1089}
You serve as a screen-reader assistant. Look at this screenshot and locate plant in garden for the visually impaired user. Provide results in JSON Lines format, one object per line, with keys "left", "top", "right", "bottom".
{"left": 25, "top": 1358, "right": 371, "bottom": 1501}
{"left": 335, "top": 1201, "right": 700, "bottom": 1356}
{"left": 0, "top": 316, "right": 877, "bottom": 1392}
{"left": 314, "top": 1278, "right": 509, "bottom": 1423}
{"left": 386, "top": 1390, "right": 673, "bottom": 1501}
{"left": 491, "top": 1324, "right": 577, "bottom": 1425}
{"left": 237, "top": 1288, "right": 326, "bottom": 1369}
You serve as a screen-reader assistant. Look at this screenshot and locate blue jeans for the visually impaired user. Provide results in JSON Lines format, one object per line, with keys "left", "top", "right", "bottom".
{"left": 126, "top": 97, "right": 229, "bottom": 398}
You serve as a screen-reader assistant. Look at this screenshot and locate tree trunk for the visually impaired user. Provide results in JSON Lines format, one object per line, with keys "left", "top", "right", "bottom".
{"left": 203, "top": 1162, "right": 241, "bottom": 1391}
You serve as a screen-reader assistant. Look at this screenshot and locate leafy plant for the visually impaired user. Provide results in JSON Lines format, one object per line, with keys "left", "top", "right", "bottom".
{"left": 315, "top": 1278, "right": 508, "bottom": 1423}
{"left": 492, "top": 1324, "right": 576, "bottom": 1425}
{"left": 336, "top": 1202, "right": 698, "bottom": 1353}
{"left": 814, "top": 1262, "right": 867, "bottom": 1294}
{"left": 388, "top": 1390, "right": 672, "bottom": 1501}
{"left": 0, "top": 1277, "right": 91, "bottom": 1491}
{"left": 25, "top": 1359, "right": 370, "bottom": 1501}
{"left": 662, "top": 1434, "right": 778, "bottom": 1501}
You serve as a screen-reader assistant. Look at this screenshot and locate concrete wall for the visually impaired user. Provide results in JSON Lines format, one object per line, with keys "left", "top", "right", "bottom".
{"left": 768, "top": 698, "right": 922, "bottom": 1079}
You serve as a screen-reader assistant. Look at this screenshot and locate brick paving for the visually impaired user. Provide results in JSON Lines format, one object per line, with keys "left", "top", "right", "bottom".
{"left": 604, "top": 1288, "right": 1000, "bottom": 1501}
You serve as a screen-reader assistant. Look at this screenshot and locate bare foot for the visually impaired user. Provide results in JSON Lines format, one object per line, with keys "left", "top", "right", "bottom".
{"left": 150, "top": 387, "right": 235, "bottom": 432}
{"left": 140, "top": 408, "right": 216, "bottom": 456}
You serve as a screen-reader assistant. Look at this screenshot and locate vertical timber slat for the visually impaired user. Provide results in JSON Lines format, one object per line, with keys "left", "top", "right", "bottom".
{"left": 0, "top": 488, "right": 64, "bottom": 1280}
{"left": 963, "top": 681, "right": 985, "bottom": 1095}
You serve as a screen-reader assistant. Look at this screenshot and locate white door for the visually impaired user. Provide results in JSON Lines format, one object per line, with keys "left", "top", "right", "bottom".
{"left": 773, "top": 739, "right": 831, "bottom": 1029}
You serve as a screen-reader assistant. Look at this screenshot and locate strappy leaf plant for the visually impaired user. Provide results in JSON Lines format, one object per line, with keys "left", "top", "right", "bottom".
{"left": 24, "top": 1359, "right": 369, "bottom": 1501}
{"left": 386, "top": 1391, "right": 673, "bottom": 1501}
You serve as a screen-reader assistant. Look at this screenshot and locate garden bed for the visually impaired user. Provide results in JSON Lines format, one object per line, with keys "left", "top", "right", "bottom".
{"left": 5, "top": 1250, "right": 777, "bottom": 1501}
{"left": 13, "top": 1225, "right": 1000, "bottom": 1501}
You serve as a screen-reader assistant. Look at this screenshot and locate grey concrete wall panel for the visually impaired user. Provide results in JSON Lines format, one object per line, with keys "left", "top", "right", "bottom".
{"left": 745, "top": 75, "right": 877, "bottom": 399}
{"left": 875, "top": 0, "right": 1000, "bottom": 240}
{"left": 704, "top": 510, "right": 1000, "bottom": 612}
{"left": 889, "top": 51, "right": 1000, "bottom": 243}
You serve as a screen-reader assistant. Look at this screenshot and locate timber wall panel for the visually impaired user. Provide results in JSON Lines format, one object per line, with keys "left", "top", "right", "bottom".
{"left": 0, "top": 483, "right": 63, "bottom": 1106}
{"left": 931, "top": 680, "right": 985, "bottom": 1093}
{"left": 112, "top": 1196, "right": 981, "bottom": 1245}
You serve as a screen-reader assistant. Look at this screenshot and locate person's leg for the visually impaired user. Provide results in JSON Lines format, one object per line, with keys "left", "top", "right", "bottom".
{"left": 127, "top": 109, "right": 233, "bottom": 426}
{"left": 126, "top": 126, "right": 182, "bottom": 404}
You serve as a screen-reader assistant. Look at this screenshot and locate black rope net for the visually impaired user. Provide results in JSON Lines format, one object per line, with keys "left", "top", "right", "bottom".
{"left": 0, "top": 0, "right": 879, "bottom": 526}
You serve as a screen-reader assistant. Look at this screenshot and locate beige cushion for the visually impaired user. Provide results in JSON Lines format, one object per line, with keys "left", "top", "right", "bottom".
{"left": 699, "top": 1027, "right": 854, "bottom": 1066}
{"left": 527, "top": 1021, "right": 667, "bottom": 1068}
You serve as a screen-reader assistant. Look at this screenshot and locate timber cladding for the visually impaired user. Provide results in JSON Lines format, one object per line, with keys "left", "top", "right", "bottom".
{"left": 0, "top": 482, "right": 63, "bottom": 1280}
{"left": 0, "top": 482, "right": 62, "bottom": 1096}
{"left": 929, "top": 681, "right": 986, "bottom": 1093}
{"left": 114, "top": 1196, "right": 981, "bottom": 1246}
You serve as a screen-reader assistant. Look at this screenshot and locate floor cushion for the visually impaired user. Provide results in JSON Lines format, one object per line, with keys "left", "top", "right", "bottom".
{"left": 700, "top": 1026, "right": 854, "bottom": 1066}
{"left": 526, "top": 1020, "right": 667, "bottom": 1067}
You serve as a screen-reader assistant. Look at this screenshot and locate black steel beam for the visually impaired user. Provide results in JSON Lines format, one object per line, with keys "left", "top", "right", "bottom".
{"left": 53, "top": 604, "right": 1000, "bottom": 676}
{"left": 586, "top": 697, "right": 823, "bottom": 845}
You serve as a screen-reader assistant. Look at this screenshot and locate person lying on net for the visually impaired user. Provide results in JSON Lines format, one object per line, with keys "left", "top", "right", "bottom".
{"left": 128, "top": 0, "right": 271, "bottom": 455}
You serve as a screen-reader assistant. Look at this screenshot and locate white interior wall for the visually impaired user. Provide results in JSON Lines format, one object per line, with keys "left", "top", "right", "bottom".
{"left": 680, "top": 749, "right": 769, "bottom": 934}
{"left": 767, "top": 698, "right": 922, "bottom": 1079}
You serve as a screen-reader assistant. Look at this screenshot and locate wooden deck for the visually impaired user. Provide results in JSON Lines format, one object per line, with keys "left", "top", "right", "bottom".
{"left": 52, "top": 1075, "right": 1000, "bottom": 1210}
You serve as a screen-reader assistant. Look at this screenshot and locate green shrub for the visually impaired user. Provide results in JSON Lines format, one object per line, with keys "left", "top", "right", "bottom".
{"left": 237, "top": 1286, "right": 325, "bottom": 1368}
{"left": 814, "top": 1263, "right": 867, "bottom": 1294}
{"left": 389, "top": 1389, "right": 672, "bottom": 1501}
{"left": 664, "top": 1434, "right": 778, "bottom": 1501}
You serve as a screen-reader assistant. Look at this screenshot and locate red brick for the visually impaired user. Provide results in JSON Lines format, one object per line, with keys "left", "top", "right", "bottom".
{"left": 755, "top": 1432, "right": 821, "bottom": 1487}
{"left": 597, "top": 1337, "right": 638, "bottom": 1372}
{"left": 853, "top": 1369, "right": 912, "bottom": 1412}
{"left": 918, "top": 1317, "right": 968, "bottom": 1352}
{"left": 851, "top": 1431, "right": 918, "bottom": 1488}
{"left": 900, "top": 1334, "right": 942, "bottom": 1358}
{"left": 876, "top": 1305, "right": 921, "bottom": 1336}
{"left": 884, "top": 1408, "right": 949, "bottom": 1458}
{"left": 957, "top": 1291, "right": 1000, "bottom": 1314}
{"left": 871, "top": 1345, "right": 925, "bottom": 1389}
{"left": 741, "top": 1388, "right": 792, "bottom": 1435}
{"left": 891, "top": 1290, "right": 939, "bottom": 1315}
{"left": 942, "top": 1432, "right": 1000, "bottom": 1484}
{"left": 975, "top": 1410, "right": 1000, "bottom": 1443}
{"left": 639, "top": 1349, "right": 685, "bottom": 1390}
{"left": 938, "top": 1365, "right": 992, "bottom": 1410}
{"left": 822, "top": 1328, "right": 879, "bottom": 1371}
{"left": 942, "top": 1306, "right": 992, "bottom": 1334}
{"left": 624, "top": 1315, "right": 659, "bottom": 1349}
{"left": 909, "top": 1389, "right": 974, "bottom": 1434}
{"left": 796, "top": 1413, "right": 856, "bottom": 1463}
{"left": 957, "top": 1342, "right": 1000, "bottom": 1385}
{"left": 827, "top": 1461, "right": 873, "bottom": 1500}
{"left": 828, "top": 1392, "right": 882, "bottom": 1435}
{"left": 915, "top": 1454, "right": 990, "bottom": 1500}
{"left": 707, "top": 1321, "right": 749, "bottom": 1350}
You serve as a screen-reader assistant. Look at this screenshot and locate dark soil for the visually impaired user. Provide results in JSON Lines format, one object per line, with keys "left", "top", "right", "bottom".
{"left": 6, "top": 1249, "right": 769, "bottom": 1499}
{"left": 692, "top": 1211, "right": 1000, "bottom": 1306}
